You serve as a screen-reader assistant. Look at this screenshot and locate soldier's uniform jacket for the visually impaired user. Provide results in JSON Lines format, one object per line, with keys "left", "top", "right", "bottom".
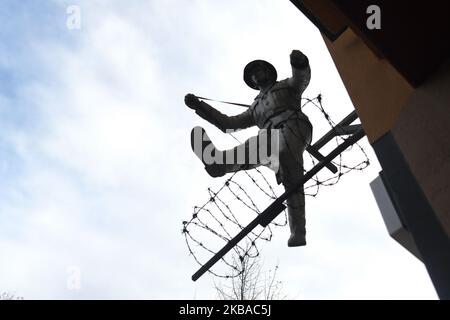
{"left": 196, "top": 64, "right": 313, "bottom": 137}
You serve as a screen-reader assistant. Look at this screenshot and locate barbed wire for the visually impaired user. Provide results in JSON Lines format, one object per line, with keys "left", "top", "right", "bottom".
{"left": 182, "top": 94, "right": 370, "bottom": 279}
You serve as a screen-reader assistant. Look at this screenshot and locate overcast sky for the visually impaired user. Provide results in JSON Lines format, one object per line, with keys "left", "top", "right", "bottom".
{"left": 0, "top": 0, "right": 437, "bottom": 299}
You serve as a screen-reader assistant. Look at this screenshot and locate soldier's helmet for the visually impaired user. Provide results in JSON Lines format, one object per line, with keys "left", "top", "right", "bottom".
{"left": 243, "top": 60, "right": 277, "bottom": 90}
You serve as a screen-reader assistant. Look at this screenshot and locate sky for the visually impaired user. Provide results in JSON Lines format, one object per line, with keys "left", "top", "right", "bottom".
{"left": 0, "top": 0, "right": 437, "bottom": 299}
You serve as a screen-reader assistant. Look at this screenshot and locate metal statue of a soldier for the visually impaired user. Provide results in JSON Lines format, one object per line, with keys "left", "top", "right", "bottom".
{"left": 185, "top": 50, "right": 313, "bottom": 247}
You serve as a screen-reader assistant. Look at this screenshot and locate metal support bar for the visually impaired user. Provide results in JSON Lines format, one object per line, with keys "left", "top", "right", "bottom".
{"left": 313, "top": 110, "right": 358, "bottom": 150}
{"left": 305, "top": 111, "right": 360, "bottom": 174}
{"left": 306, "top": 145, "right": 338, "bottom": 173}
{"left": 192, "top": 128, "right": 366, "bottom": 281}
{"left": 334, "top": 124, "right": 363, "bottom": 136}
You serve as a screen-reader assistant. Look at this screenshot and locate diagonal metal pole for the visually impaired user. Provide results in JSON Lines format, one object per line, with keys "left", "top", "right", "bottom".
{"left": 312, "top": 111, "right": 358, "bottom": 150}
{"left": 306, "top": 111, "right": 359, "bottom": 174}
{"left": 306, "top": 145, "right": 338, "bottom": 174}
{"left": 192, "top": 128, "right": 366, "bottom": 281}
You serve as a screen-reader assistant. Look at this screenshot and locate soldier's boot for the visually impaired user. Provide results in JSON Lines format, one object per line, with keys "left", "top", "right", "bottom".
{"left": 286, "top": 190, "right": 307, "bottom": 247}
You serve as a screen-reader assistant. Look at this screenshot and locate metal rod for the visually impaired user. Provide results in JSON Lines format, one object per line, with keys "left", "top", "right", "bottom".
{"left": 196, "top": 96, "right": 251, "bottom": 108}
{"left": 313, "top": 110, "right": 358, "bottom": 150}
{"left": 306, "top": 145, "right": 338, "bottom": 173}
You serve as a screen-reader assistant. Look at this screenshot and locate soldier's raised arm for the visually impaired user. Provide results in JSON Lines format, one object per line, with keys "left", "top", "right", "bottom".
{"left": 185, "top": 94, "right": 255, "bottom": 132}
{"left": 287, "top": 50, "right": 311, "bottom": 95}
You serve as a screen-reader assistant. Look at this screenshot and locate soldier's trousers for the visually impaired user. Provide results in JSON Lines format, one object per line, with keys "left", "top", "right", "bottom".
{"left": 217, "top": 119, "right": 312, "bottom": 237}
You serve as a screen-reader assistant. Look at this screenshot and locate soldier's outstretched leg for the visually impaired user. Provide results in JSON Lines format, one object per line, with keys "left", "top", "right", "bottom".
{"left": 190, "top": 126, "right": 277, "bottom": 177}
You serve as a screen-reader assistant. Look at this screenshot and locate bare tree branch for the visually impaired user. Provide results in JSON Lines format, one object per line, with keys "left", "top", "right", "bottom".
{"left": 214, "top": 246, "right": 287, "bottom": 300}
{"left": 0, "top": 292, "right": 24, "bottom": 300}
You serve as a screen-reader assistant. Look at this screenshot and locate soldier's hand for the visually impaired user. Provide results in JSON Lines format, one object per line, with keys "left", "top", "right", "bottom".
{"left": 185, "top": 94, "right": 201, "bottom": 110}
{"left": 290, "top": 50, "right": 309, "bottom": 69}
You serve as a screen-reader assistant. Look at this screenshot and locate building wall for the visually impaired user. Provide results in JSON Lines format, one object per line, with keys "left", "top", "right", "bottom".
{"left": 392, "top": 60, "right": 450, "bottom": 234}
{"left": 301, "top": 0, "right": 347, "bottom": 35}
{"left": 322, "top": 28, "right": 413, "bottom": 143}
{"left": 321, "top": 28, "right": 449, "bottom": 235}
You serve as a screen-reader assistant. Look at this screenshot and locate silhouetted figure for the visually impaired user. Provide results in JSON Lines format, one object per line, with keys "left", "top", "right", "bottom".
{"left": 186, "top": 50, "right": 313, "bottom": 247}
